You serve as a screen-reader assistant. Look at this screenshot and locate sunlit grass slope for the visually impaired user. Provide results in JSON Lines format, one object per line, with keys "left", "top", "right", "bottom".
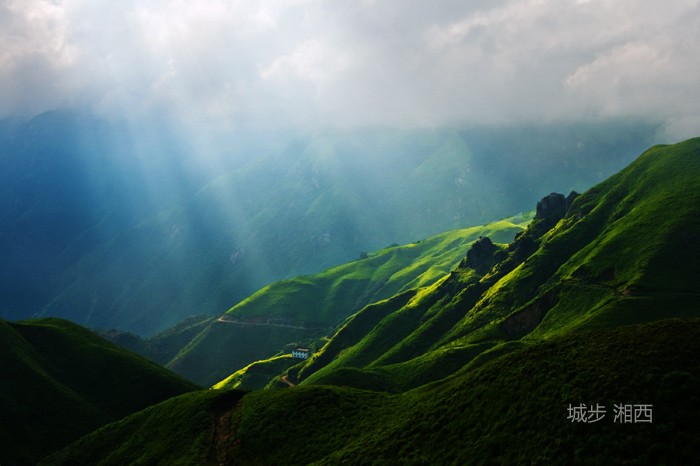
{"left": 446, "top": 137, "right": 700, "bottom": 341}
{"left": 212, "top": 355, "right": 298, "bottom": 390}
{"left": 0, "top": 318, "right": 199, "bottom": 466}
{"left": 296, "top": 137, "right": 700, "bottom": 391}
{"left": 15, "top": 119, "right": 655, "bottom": 335}
{"left": 226, "top": 215, "right": 528, "bottom": 325}
{"left": 166, "top": 320, "right": 321, "bottom": 388}
{"left": 43, "top": 319, "right": 700, "bottom": 465}
{"left": 39, "top": 138, "right": 700, "bottom": 465}
{"left": 160, "top": 216, "right": 529, "bottom": 386}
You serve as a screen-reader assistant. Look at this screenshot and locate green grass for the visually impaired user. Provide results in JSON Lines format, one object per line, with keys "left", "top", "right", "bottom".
{"left": 291, "top": 138, "right": 700, "bottom": 393}
{"left": 30, "top": 122, "right": 645, "bottom": 337}
{"left": 296, "top": 290, "right": 418, "bottom": 383}
{"left": 34, "top": 137, "right": 700, "bottom": 465}
{"left": 301, "top": 279, "right": 451, "bottom": 386}
{"left": 212, "top": 355, "right": 297, "bottom": 390}
{"left": 158, "top": 216, "right": 528, "bottom": 386}
{"left": 166, "top": 320, "right": 319, "bottom": 386}
{"left": 40, "top": 389, "right": 247, "bottom": 466}
{"left": 42, "top": 318, "right": 700, "bottom": 465}
{"left": 0, "top": 318, "right": 199, "bottom": 466}
{"left": 139, "top": 315, "right": 214, "bottom": 364}
{"left": 224, "top": 215, "right": 528, "bottom": 325}
{"left": 321, "top": 318, "right": 700, "bottom": 465}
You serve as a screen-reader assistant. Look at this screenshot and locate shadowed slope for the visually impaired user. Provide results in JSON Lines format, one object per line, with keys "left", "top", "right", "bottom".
{"left": 42, "top": 319, "right": 700, "bottom": 465}
{"left": 0, "top": 318, "right": 199, "bottom": 466}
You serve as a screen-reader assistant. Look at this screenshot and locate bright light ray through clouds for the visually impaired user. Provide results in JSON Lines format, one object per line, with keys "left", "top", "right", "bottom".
{"left": 1, "top": 0, "right": 697, "bottom": 332}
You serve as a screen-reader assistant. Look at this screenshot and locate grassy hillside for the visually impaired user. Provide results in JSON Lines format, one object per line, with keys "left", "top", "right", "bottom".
{"left": 296, "top": 138, "right": 700, "bottom": 391}
{"left": 99, "top": 315, "right": 214, "bottom": 365}
{"left": 320, "top": 319, "right": 700, "bottom": 465}
{"left": 212, "top": 355, "right": 299, "bottom": 391}
{"left": 42, "top": 318, "right": 700, "bottom": 465}
{"left": 0, "top": 318, "right": 199, "bottom": 466}
{"left": 166, "top": 319, "right": 319, "bottom": 387}
{"left": 2, "top": 112, "right": 657, "bottom": 335}
{"left": 40, "top": 389, "right": 248, "bottom": 466}
{"left": 225, "top": 215, "right": 527, "bottom": 325}
{"left": 42, "top": 136, "right": 538, "bottom": 335}
{"left": 38, "top": 137, "right": 700, "bottom": 465}
{"left": 158, "top": 216, "right": 529, "bottom": 386}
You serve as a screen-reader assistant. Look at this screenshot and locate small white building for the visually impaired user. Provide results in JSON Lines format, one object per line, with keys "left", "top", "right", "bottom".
{"left": 292, "top": 348, "right": 311, "bottom": 359}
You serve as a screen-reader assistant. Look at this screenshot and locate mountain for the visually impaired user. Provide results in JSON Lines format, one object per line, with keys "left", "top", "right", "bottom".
{"left": 295, "top": 137, "right": 700, "bottom": 390}
{"left": 39, "top": 137, "right": 700, "bottom": 464}
{"left": 42, "top": 319, "right": 700, "bottom": 465}
{"left": 0, "top": 317, "right": 199, "bottom": 466}
{"left": 145, "top": 214, "right": 530, "bottom": 386}
{"left": 1, "top": 113, "right": 659, "bottom": 334}
{"left": 0, "top": 112, "right": 205, "bottom": 320}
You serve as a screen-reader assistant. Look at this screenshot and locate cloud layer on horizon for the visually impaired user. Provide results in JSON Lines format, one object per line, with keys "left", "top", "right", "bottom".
{"left": 2, "top": 0, "right": 699, "bottom": 138}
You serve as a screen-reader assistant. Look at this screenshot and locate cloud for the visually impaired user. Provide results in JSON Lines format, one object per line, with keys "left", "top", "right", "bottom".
{"left": 0, "top": 0, "right": 77, "bottom": 115}
{"left": 1, "top": 0, "right": 699, "bottom": 137}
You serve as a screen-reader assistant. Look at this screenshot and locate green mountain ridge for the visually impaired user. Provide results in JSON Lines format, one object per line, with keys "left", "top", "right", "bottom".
{"left": 147, "top": 215, "right": 529, "bottom": 386}
{"left": 293, "top": 138, "right": 700, "bottom": 392}
{"left": 43, "top": 318, "right": 700, "bottom": 465}
{"left": 2, "top": 113, "right": 657, "bottom": 336}
{"left": 0, "top": 318, "right": 199, "bottom": 466}
{"left": 16, "top": 137, "right": 700, "bottom": 464}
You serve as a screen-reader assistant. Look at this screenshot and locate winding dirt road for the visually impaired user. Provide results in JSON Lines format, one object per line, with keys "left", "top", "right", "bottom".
{"left": 280, "top": 375, "right": 296, "bottom": 387}
{"left": 216, "top": 315, "right": 311, "bottom": 330}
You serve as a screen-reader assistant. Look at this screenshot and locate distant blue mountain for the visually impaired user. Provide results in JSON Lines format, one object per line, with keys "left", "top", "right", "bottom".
{"left": 0, "top": 112, "right": 660, "bottom": 334}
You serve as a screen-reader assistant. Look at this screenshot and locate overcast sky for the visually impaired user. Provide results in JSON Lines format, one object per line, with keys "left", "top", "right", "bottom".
{"left": 1, "top": 0, "right": 699, "bottom": 138}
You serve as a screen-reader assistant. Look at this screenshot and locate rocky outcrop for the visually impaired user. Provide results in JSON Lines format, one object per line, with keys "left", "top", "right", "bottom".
{"left": 566, "top": 190, "right": 580, "bottom": 210}
{"left": 466, "top": 237, "right": 498, "bottom": 270}
{"left": 529, "top": 191, "right": 579, "bottom": 237}
{"left": 459, "top": 237, "right": 502, "bottom": 273}
{"left": 535, "top": 192, "right": 568, "bottom": 221}
{"left": 457, "top": 191, "right": 581, "bottom": 281}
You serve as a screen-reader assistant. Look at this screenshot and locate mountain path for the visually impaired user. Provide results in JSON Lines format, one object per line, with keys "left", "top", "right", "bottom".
{"left": 216, "top": 315, "right": 313, "bottom": 330}
{"left": 280, "top": 375, "right": 296, "bottom": 387}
